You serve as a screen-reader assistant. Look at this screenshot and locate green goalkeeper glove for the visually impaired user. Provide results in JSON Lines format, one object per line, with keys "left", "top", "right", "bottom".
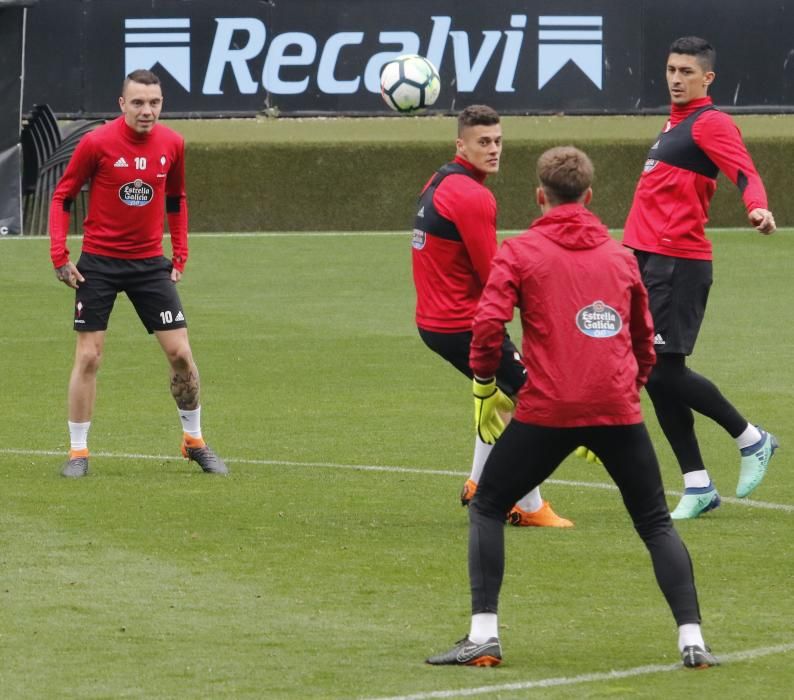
{"left": 472, "top": 377, "right": 514, "bottom": 444}
{"left": 574, "top": 446, "right": 603, "bottom": 465}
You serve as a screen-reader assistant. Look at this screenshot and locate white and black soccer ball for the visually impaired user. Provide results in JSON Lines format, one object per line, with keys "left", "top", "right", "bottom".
{"left": 380, "top": 54, "right": 441, "bottom": 113}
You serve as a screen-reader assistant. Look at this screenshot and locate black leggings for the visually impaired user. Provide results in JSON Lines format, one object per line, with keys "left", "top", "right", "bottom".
{"left": 469, "top": 421, "right": 701, "bottom": 626}
{"left": 645, "top": 354, "right": 747, "bottom": 474}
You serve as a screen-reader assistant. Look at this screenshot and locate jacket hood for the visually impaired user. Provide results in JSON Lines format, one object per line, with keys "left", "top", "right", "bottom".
{"left": 530, "top": 203, "right": 611, "bottom": 250}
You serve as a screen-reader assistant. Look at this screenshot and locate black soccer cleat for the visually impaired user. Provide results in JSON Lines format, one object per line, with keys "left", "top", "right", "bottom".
{"left": 61, "top": 455, "right": 89, "bottom": 478}
{"left": 426, "top": 636, "right": 502, "bottom": 667}
{"left": 681, "top": 645, "right": 719, "bottom": 669}
{"left": 181, "top": 441, "right": 229, "bottom": 475}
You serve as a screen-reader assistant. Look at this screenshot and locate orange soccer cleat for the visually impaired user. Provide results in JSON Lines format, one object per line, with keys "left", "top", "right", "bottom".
{"left": 508, "top": 500, "right": 573, "bottom": 528}
{"left": 460, "top": 478, "right": 478, "bottom": 506}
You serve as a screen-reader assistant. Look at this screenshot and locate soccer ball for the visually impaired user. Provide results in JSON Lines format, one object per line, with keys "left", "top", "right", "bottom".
{"left": 380, "top": 55, "right": 441, "bottom": 113}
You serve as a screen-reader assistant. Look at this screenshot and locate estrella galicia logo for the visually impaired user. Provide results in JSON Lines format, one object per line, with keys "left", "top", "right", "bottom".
{"left": 411, "top": 228, "right": 426, "bottom": 250}
{"left": 576, "top": 300, "right": 622, "bottom": 338}
{"left": 119, "top": 179, "right": 154, "bottom": 206}
{"left": 124, "top": 18, "right": 191, "bottom": 91}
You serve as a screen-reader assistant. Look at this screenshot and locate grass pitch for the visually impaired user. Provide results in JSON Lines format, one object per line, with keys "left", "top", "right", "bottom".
{"left": 1, "top": 230, "right": 792, "bottom": 699}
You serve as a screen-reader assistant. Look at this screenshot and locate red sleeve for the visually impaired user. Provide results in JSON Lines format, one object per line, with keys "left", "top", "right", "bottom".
{"left": 434, "top": 177, "right": 497, "bottom": 287}
{"left": 470, "top": 243, "right": 519, "bottom": 378}
{"left": 166, "top": 137, "right": 189, "bottom": 271}
{"left": 693, "top": 111, "right": 768, "bottom": 212}
{"left": 628, "top": 262, "right": 656, "bottom": 387}
{"left": 49, "top": 135, "right": 97, "bottom": 267}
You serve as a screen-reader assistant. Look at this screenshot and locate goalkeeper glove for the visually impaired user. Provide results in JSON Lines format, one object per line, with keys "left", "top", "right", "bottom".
{"left": 574, "top": 446, "right": 603, "bottom": 465}
{"left": 472, "top": 377, "right": 514, "bottom": 444}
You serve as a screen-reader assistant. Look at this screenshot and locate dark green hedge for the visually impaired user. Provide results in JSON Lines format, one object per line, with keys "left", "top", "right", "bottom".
{"left": 184, "top": 138, "right": 788, "bottom": 232}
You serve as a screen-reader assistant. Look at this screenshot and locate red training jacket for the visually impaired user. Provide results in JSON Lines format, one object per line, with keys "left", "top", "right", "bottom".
{"left": 412, "top": 156, "right": 497, "bottom": 332}
{"left": 471, "top": 204, "right": 655, "bottom": 427}
{"left": 50, "top": 116, "right": 189, "bottom": 271}
{"left": 623, "top": 96, "right": 768, "bottom": 260}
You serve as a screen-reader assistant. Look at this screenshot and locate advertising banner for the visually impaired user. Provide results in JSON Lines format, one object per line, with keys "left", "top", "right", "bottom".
{"left": 22, "top": 0, "right": 794, "bottom": 117}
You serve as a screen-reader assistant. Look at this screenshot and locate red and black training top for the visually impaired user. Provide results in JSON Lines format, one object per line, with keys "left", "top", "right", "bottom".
{"left": 50, "top": 116, "right": 189, "bottom": 271}
{"left": 623, "top": 96, "right": 768, "bottom": 261}
{"left": 411, "top": 155, "right": 497, "bottom": 333}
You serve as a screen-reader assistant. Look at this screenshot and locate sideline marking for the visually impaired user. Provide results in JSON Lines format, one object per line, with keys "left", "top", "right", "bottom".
{"left": 1, "top": 448, "right": 792, "bottom": 513}
{"left": 363, "top": 642, "right": 794, "bottom": 700}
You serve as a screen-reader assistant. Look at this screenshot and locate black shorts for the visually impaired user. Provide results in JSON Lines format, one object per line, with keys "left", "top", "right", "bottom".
{"left": 73, "top": 253, "right": 187, "bottom": 334}
{"left": 418, "top": 328, "right": 527, "bottom": 398}
{"left": 634, "top": 251, "right": 712, "bottom": 356}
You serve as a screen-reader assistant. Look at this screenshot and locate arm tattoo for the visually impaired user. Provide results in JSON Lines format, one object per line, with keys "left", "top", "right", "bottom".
{"left": 170, "top": 368, "right": 200, "bottom": 410}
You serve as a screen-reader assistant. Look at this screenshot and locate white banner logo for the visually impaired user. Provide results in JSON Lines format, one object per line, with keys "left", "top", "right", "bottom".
{"left": 538, "top": 16, "right": 603, "bottom": 90}
{"left": 125, "top": 18, "right": 191, "bottom": 91}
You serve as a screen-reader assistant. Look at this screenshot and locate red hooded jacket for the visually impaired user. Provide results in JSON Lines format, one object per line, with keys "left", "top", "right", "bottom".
{"left": 471, "top": 204, "right": 655, "bottom": 427}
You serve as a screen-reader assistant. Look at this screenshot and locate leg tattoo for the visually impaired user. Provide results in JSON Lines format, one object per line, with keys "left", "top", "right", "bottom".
{"left": 170, "top": 366, "right": 200, "bottom": 410}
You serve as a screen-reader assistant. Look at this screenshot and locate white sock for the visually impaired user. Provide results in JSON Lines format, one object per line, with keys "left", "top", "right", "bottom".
{"left": 469, "top": 436, "right": 492, "bottom": 483}
{"left": 469, "top": 613, "right": 499, "bottom": 643}
{"left": 179, "top": 407, "right": 202, "bottom": 439}
{"left": 68, "top": 421, "right": 91, "bottom": 451}
{"left": 683, "top": 470, "right": 711, "bottom": 489}
{"left": 515, "top": 486, "right": 543, "bottom": 513}
{"left": 678, "top": 623, "right": 705, "bottom": 652}
{"left": 735, "top": 423, "right": 762, "bottom": 450}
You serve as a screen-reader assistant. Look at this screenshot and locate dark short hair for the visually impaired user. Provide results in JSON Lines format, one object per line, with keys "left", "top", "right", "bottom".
{"left": 457, "top": 104, "right": 500, "bottom": 136}
{"left": 122, "top": 69, "right": 162, "bottom": 94}
{"left": 669, "top": 36, "right": 715, "bottom": 72}
{"left": 537, "top": 146, "right": 594, "bottom": 205}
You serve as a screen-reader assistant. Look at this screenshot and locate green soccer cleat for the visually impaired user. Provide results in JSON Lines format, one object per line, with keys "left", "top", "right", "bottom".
{"left": 426, "top": 636, "right": 502, "bottom": 667}
{"left": 736, "top": 428, "right": 778, "bottom": 498}
{"left": 670, "top": 485, "right": 721, "bottom": 520}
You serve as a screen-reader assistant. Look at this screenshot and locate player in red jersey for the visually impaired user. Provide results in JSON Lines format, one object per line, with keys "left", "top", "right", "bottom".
{"left": 623, "top": 37, "right": 777, "bottom": 519}
{"left": 412, "top": 104, "right": 571, "bottom": 527}
{"left": 427, "top": 146, "right": 717, "bottom": 668}
{"left": 49, "top": 69, "right": 227, "bottom": 477}
{"left": 427, "top": 146, "right": 715, "bottom": 670}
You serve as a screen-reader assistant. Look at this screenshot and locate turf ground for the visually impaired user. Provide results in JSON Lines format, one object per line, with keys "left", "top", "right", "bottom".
{"left": 1, "top": 230, "right": 792, "bottom": 699}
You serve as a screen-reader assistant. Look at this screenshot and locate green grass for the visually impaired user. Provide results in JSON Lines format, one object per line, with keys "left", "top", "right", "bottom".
{"left": 1, "top": 231, "right": 792, "bottom": 699}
